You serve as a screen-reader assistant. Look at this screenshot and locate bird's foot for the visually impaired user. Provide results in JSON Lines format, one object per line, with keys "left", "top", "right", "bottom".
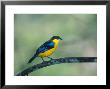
{"left": 47, "top": 57, "right": 54, "bottom": 60}
{"left": 41, "top": 58, "right": 45, "bottom": 63}
{"left": 42, "top": 60, "right": 46, "bottom": 63}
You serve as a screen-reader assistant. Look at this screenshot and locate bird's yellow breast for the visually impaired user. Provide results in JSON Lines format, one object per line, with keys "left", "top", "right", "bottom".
{"left": 38, "top": 39, "right": 59, "bottom": 58}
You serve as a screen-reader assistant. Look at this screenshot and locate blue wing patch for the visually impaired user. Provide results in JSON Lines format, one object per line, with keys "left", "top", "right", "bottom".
{"left": 36, "top": 41, "right": 54, "bottom": 54}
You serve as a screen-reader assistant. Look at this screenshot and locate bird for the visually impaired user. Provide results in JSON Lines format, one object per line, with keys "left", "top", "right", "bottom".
{"left": 28, "top": 36, "right": 62, "bottom": 63}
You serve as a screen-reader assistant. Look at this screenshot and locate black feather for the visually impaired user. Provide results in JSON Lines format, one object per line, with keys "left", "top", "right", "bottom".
{"left": 28, "top": 40, "right": 54, "bottom": 64}
{"left": 28, "top": 54, "right": 37, "bottom": 63}
{"left": 36, "top": 40, "right": 54, "bottom": 54}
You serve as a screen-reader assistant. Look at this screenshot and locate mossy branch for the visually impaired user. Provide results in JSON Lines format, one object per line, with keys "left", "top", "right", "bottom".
{"left": 16, "top": 57, "right": 97, "bottom": 76}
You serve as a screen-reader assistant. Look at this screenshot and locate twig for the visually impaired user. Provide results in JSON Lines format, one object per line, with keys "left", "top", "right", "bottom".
{"left": 16, "top": 57, "right": 97, "bottom": 76}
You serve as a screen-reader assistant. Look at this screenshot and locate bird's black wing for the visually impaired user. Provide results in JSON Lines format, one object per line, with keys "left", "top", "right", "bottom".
{"left": 36, "top": 40, "right": 54, "bottom": 54}
{"left": 28, "top": 40, "right": 54, "bottom": 63}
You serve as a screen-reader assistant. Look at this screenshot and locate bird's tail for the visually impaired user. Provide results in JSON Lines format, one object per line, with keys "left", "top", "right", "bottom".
{"left": 28, "top": 54, "right": 37, "bottom": 64}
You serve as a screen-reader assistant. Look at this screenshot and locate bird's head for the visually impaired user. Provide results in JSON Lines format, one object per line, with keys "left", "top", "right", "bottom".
{"left": 50, "top": 36, "right": 62, "bottom": 43}
{"left": 50, "top": 36, "right": 62, "bottom": 41}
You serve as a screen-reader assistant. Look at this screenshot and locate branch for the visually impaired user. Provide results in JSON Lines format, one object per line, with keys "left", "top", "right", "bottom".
{"left": 16, "top": 57, "right": 97, "bottom": 76}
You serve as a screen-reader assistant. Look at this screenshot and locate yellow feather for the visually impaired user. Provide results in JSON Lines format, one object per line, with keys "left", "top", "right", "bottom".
{"left": 38, "top": 39, "right": 59, "bottom": 58}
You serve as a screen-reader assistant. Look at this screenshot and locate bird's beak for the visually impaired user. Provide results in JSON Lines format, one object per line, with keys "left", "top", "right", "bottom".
{"left": 59, "top": 37, "right": 63, "bottom": 40}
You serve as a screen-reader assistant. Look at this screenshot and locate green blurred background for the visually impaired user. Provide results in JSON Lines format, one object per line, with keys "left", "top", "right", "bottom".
{"left": 14, "top": 14, "right": 97, "bottom": 76}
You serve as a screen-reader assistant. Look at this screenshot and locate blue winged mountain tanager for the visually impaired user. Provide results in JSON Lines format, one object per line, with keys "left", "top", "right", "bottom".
{"left": 28, "top": 36, "right": 62, "bottom": 63}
